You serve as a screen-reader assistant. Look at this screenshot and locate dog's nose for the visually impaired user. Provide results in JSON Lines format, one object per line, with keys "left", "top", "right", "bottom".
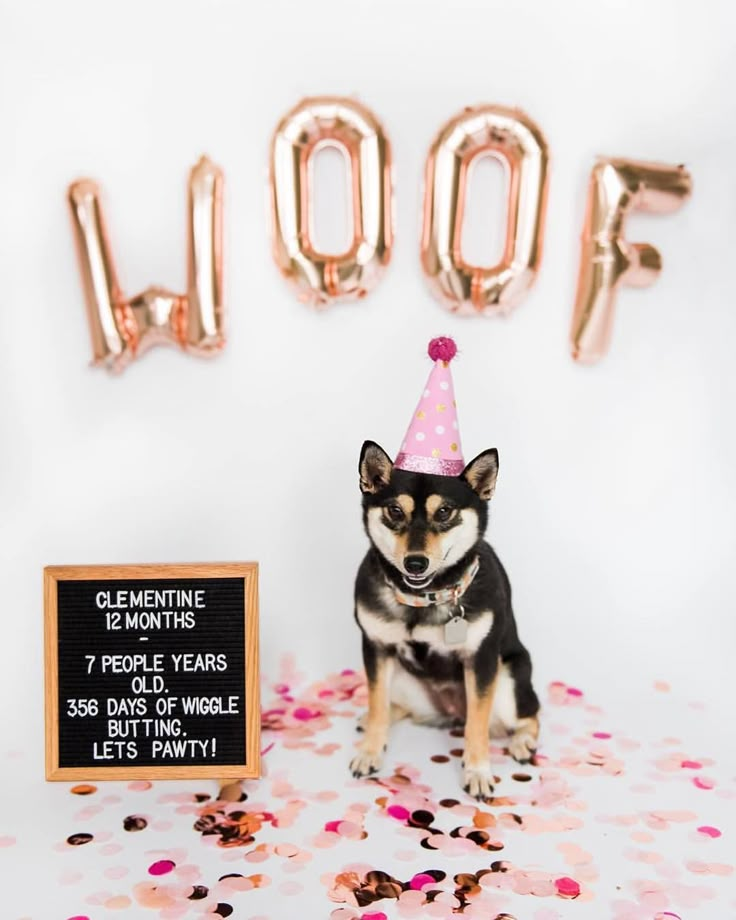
{"left": 404, "top": 554, "right": 429, "bottom": 575}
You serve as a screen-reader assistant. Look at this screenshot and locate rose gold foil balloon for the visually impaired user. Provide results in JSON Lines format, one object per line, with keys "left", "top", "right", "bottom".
{"left": 421, "top": 104, "right": 549, "bottom": 316}
{"left": 270, "top": 96, "right": 393, "bottom": 306}
{"left": 67, "top": 156, "right": 224, "bottom": 372}
{"left": 570, "top": 157, "right": 692, "bottom": 364}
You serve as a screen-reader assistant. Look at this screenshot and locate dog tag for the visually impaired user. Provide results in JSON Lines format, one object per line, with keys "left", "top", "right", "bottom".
{"left": 445, "top": 615, "right": 468, "bottom": 645}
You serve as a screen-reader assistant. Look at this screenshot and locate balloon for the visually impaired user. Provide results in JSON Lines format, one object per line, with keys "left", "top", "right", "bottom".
{"left": 570, "top": 157, "right": 692, "bottom": 364}
{"left": 67, "top": 156, "right": 225, "bottom": 372}
{"left": 421, "top": 104, "right": 549, "bottom": 316}
{"left": 269, "top": 96, "right": 393, "bottom": 307}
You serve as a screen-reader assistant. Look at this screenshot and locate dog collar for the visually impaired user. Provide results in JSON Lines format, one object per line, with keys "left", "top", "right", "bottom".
{"left": 389, "top": 556, "right": 480, "bottom": 608}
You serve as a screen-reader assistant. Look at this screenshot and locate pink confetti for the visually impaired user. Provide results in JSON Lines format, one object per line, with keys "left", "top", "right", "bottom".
{"left": 410, "top": 873, "right": 436, "bottom": 890}
{"left": 693, "top": 776, "right": 716, "bottom": 790}
{"left": 554, "top": 876, "right": 581, "bottom": 898}
{"left": 566, "top": 687, "right": 583, "bottom": 697}
{"left": 681, "top": 759, "right": 702, "bottom": 769}
{"left": 292, "top": 707, "right": 320, "bottom": 721}
{"left": 593, "top": 731, "right": 612, "bottom": 739}
{"left": 147, "top": 860, "right": 175, "bottom": 876}
{"left": 697, "top": 825, "right": 721, "bottom": 838}
{"left": 387, "top": 805, "right": 410, "bottom": 821}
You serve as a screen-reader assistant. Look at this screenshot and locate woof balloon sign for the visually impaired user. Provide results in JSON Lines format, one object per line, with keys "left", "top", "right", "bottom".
{"left": 44, "top": 563, "right": 260, "bottom": 781}
{"left": 67, "top": 97, "right": 692, "bottom": 371}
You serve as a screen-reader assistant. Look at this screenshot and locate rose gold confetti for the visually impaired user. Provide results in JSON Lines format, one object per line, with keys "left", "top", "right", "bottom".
{"left": 127, "top": 780, "right": 153, "bottom": 791}
{"left": 71, "top": 784, "right": 97, "bottom": 795}
{"left": 654, "top": 680, "right": 671, "bottom": 692}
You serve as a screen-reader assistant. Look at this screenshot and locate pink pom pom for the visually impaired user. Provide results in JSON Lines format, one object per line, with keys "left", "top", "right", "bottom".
{"left": 428, "top": 336, "right": 457, "bottom": 363}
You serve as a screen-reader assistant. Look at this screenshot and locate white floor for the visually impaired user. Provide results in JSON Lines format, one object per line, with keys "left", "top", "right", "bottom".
{"left": 2, "top": 664, "right": 735, "bottom": 920}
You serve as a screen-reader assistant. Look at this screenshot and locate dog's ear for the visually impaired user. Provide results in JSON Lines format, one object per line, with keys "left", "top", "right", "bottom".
{"left": 461, "top": 449, "right": 499, "bottom": 500}
{"left": 359, "top": 441, "right": 393, "bottom": 494}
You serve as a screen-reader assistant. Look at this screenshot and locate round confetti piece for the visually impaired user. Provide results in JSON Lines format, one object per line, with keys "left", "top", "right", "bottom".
{"left": 681, "top": 759, "right": 703, "bottom": 769}
{"left": 410, "top": 873, "right": 436, "bottom": 890}
{"left": 554, "top": 876, "right": 580, "bottom": 898}
{"left": 127, "top": 780, "right": 152, "bottom": 791}
{"left": 430, "top": 754, "right": 450, "bottom": 763}
{"left": 566, "top": 687, "right": 583, "bottom": 697}
{"left": 697, "top": 825, "right": 722, "bottom": 838}
{"left": 187, "top": 885, "right": 209, "bottom": 900}
{"left": 387, "top": 805, "right": 410, "bottom": 821}
{"left": 66, "top": 833, "right": 93, "bottom": 846}
{"left": 592, "top": 732, "right": 611, "bottom": 739}
{"left": 439, "top": 798, "right": 459, "bottom": 808}
{"left": 123, "top": 815, "right": 147, "bottom": 832}
{"left": 275, "top": 843, "right": 299, "bottom": 857}
{"left": 450, "top": 748, "right": 464, "bottom": 757}
{"left": 511, "top": 773, "right": 532, "bottom": 782}
{"left": 213, "top": 905, "right": 233, "bottom": 918}
{"left": 66, "top": 916, "right": 91, "bottom": 920}
{"left": 103, "top": 896, "right": 131, "bottom": 910}
{"left": 362, "top": 914, "right": 388, "bottom": 920}
{"left": 148, "top": 859, "right": 175, "bottom": 876}
{"left": 292, "top": 707, "right": 319, "bottom": 720}
{"left": 70, "top": 784, "right": 97, "bottom": 795}
{"left": 410, "top": 810, "right": 435, "bottom": 826}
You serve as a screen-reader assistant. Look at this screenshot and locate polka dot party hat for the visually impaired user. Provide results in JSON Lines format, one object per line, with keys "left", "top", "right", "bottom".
{"left": 394, "top": 337, "right": 465, "bottom": 476}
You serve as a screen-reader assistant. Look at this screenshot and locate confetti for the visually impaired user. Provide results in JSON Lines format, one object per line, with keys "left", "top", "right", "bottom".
{"left": 8, "top": 664, "right": 733, "bottom": 917}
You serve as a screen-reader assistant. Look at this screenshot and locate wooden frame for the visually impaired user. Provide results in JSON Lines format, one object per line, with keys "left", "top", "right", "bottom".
{"left": 44, "top": 562, "right": 259, "bottom": 781}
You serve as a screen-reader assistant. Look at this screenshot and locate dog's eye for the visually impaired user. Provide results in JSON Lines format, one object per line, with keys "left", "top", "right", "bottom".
{"left": 385, "top": 503, "right": 404, "bottom": 522}
{"left": 435, "top": 505, "right": 454, "bottom": 522}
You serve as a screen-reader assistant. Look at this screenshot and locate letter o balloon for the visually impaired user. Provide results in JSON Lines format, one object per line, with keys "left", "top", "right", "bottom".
{"left": 269, "top": 96, "right": 393, "bottom": 307}
{"left": 421, "top": 104, "right": 550, "bottom": 316}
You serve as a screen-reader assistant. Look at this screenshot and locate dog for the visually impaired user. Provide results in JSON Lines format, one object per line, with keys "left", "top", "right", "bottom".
{"left": 351, "top": 440, "right": 540, "bottom": 799}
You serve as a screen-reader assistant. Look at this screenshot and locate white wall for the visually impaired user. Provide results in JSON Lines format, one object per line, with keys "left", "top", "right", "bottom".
{"left": 1, "top": 0, "right": 734, "bottom": 756}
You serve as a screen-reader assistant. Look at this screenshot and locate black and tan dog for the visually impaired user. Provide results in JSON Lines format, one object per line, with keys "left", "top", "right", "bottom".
{"left": 351, "top": 441, "right": 540, "bottom": 798}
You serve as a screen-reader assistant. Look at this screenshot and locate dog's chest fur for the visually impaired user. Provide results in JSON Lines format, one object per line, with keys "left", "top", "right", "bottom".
{"left": 356, "top": 583, "right": 494, "bottom": 666}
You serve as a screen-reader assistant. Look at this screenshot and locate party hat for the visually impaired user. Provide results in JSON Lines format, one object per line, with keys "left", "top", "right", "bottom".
{"left": 394, "top": 337, "right": 465, "bottom": 476}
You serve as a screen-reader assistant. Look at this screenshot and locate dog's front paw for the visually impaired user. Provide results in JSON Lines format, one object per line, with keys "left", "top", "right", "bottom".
{"left": 462, "top": 762, "right": 494, "bottom": 800}
{"left": 507, "top": 731, "right": 537, "bottom": 765}
{"left": 350, "top": 745, "right": 384, "bottom": 778}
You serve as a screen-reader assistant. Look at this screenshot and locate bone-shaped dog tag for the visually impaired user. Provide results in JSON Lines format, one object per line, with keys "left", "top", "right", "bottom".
{"left": 445, "top": 615, "right": 468, "bottom": 645}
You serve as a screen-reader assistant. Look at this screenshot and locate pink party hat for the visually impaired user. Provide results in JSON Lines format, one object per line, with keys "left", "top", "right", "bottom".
{"left": 395, "top": 337, "right": 465, "bottom": 476}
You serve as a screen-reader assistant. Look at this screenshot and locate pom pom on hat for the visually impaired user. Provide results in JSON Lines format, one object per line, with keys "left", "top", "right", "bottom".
{"left": 428, "top": 336, "right": 457, "bottom": 363}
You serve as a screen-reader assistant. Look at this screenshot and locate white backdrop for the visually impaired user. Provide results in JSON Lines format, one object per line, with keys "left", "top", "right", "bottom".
{"left": 1, "top": 0, "right": 735, "bottom": 765}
